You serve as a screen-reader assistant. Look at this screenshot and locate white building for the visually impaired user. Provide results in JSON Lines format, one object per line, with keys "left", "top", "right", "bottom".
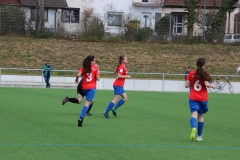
{"left": 92, "top": 0, "right": 163, "bottom": 35}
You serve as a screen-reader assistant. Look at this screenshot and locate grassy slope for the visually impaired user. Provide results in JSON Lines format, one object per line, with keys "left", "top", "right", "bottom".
{"left": 0, "top": 36, "right": 240, "bottom": 75}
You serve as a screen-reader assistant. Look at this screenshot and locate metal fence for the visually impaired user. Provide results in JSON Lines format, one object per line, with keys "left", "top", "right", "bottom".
{"left": 1, "top": 68, "right": 240, "bottom": 91}
{"left": 1, "top": 4, "right": 240, "bottom": 42}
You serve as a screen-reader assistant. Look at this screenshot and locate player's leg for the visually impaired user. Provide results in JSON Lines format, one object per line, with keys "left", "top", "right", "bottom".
{"left": 103, "top": 86, "right": 121, "bottom": 118}
{"left": 196, "top": 101, "right": 208, "bottom": 142}
{"left": 86, "top": 101, "right": 93, "bottom": 116}
{"left": 114, "top": 92, "right": 127, "bottom": 110}
{"left": 62, "top": 83, "right": 84, "bottom": 105}
{"left": 189, "top": 99, "right": 199, "bottom": 141}
{"left": 62, "top": 94, "right": 83, "bottom": 105}
{"left": 112, "top": 91, "right": 127, "bottom": 117}
{"left": 78, "top": 89, "right": 95, "bottom": 127}
{"left": 196, "top": 114, "right": 204, "bottom": 142}
{"left": 103, "top": 94, "right": 120, "bottom": 118}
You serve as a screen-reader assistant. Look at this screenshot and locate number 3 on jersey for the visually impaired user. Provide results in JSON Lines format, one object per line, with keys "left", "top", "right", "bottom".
{"left": 86, "top": 73, "right": 92, "bottom": 82}
{"left": 194, "top": 80, "right": 202, "bottom": 91}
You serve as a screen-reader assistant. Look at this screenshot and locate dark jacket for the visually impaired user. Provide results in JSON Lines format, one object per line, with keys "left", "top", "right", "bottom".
{"left": 43, "top": 65, "right": 54, "bottom": 77}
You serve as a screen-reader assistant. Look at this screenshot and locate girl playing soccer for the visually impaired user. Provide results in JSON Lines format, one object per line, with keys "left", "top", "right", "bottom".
{"left": 75, "top": 55, "right": 100, "bottom": 127}
{"left": 61, "top": 61, "right": 100, "bottom": 116}
{"left": 103, "top": 55, "right": 130, "bottom": 118}
{"left": 185, "top": 58, "right": 215, "bottom": 141}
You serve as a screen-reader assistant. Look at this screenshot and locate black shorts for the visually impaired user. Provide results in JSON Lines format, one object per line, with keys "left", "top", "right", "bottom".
{"left": 77, "top": 80, "right": 84, "bottom": 97}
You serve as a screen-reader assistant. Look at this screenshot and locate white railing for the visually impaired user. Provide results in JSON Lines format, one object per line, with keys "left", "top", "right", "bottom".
{"left": 0, "top": 68, "right": 240, "bottom": 93}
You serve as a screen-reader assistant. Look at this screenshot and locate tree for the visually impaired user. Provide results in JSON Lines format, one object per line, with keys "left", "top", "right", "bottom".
{"left": 36, "top": 0, "right": 45, "bottom": 34}
{"left": 81, "top": 8, "right": 104, "bottom": 40}
{"left": 0, "top": 5, "right": 26, "bottom": 35}
{"left": 155, "top": 16, "right": 174, "bottom": 36}
{"left": 209, "top": 0, "right": 238, "bottom": 43}
{"left": 81, "top": 8, "right": 94, "bottom": 34}
{"left": 184, "top": 0, "right": 200, "bottom": 40}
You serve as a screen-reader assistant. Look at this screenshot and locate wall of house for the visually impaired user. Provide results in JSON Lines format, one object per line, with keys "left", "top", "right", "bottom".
{"left": 162, "top": 7, "right": 236, "bottom": 36}
{"left": 227, "top": 11, "right": 235, "bottom": 33}
{"left": 58, "top": 20, "right": 80, "bottom": 35}
{"left": 61, "top": 0, "right": 93, "bottom": 34}
{"left": 24, "top": 8, "right": 57, "bottom": 29}
{"left": 161, "top": 8, "right": 188, "bottom": 35}
{"left": 93, "top": 0, "right": 162, "bottom": 35}
{"left": 46, "top": 9, "right": 57, "bottom": 29}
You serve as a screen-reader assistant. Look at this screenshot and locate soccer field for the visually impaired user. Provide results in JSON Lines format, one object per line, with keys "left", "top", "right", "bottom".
{"left": 0, "top": 87, "right": 239, "bottom": 160}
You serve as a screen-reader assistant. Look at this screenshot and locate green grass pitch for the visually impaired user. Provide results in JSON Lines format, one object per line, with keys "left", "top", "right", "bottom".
{"left": 0, "top": 87, "right": 240, "bottom": 160}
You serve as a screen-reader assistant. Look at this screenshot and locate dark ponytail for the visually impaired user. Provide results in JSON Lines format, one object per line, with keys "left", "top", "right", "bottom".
{"left": 194, "top": 58, "right": 212, "bottom": 82}
{"left": 117, "top": 55, "right": 125, "bottom": 68}
{"left": 83, "top": 55, "right": 95, "bottom": 74}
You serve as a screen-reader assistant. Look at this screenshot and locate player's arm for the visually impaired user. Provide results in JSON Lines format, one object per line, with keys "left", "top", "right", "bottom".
{"left": 185, "top": 80, "right": 191, "bottom": 88}
{"left": 204, "top": 81, "right": 216, "bottom": 89}
{"left": 75, "top": 71, "right": 82, "bottom": 83}
{"left": 95, "top": 62, "right": 100, "bottom": 81}
{"left": 117, "top": 73, "right": 130, "bottom": 79}
{"left": 96, "top": 75, "right": 100, "bottom": 81}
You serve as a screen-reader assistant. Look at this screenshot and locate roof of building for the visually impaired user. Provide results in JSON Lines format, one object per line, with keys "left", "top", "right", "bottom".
{"left": 235, "top": 12, "right": 240, "bottom": 18}
{"left": 0, "top": 0, "right": 21, "bottom": 5}
{"left": 19, "top": 0, "right": 68, "bottom": 8}
{"left": 164, "top": 0, "right": 239, "bottom": 8}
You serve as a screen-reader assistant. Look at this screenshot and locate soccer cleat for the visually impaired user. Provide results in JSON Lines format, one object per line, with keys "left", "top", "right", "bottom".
{"left": 190, "top": 128, "right": 197, "bottom": 141}
{"left": 78, "top": 118, "right": 83, "bottom": 127}
{"left": 196, "top": 136, "right": 203, "bottom": 142}
{"left": 62, "top": 96, "right": 69, "bottom": 105}
{"left": 103, "top": 111, "right": 109, "bottom": 118}
{"left": 112, "top": 108, "right": 117, "bottom": 117}
{"left": 86, "top": 113, "right": 92, "bottom": 116}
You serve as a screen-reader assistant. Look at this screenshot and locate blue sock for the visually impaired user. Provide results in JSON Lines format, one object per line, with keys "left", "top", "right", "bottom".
{"left": 190, "top": 117, "right": 197, "bottom": 128}
{"left": 115, "top": 99, "right": 125, "bottom": 110}
{"left": 80, "top": 106, "right": 89, "bottom": 119}
{"left": 105, "top": 102, "right": 115, "bottom": 113}
{"left": 198, "top": 122, "right": 204, "bottom": 136}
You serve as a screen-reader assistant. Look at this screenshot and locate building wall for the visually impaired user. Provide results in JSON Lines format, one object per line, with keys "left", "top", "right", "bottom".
{"left": 93, "top": 0, "right": 162, "bottom": 34}
{"left": 24, "top": 8, "right": 57, "bottom": 29}
{"left": 61, "top": 0, "right": 93, "bottom": 33}
{"left": 161, "top": 8, "right": 188, "bottom": 35}
{"left": 162, "top": 7, "right": 236, "bottom": 36}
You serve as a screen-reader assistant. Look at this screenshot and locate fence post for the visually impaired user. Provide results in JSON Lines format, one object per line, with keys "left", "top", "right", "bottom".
{"left": 42, "top": 69, "right": 44, "bottom": 88}
{"left": 162, "top": 73, "right": 165, "bottom": 91}
{"left": 0, "top": 68, "right": 1, "bottom": 86}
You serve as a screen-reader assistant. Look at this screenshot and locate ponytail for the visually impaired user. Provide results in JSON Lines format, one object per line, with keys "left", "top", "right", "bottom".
{"left": 117, "top": 55, "right": 125, "bottom": 68}
{"left": 83, "top": 55, "right": 95, "bottom": 74}
{"left": 194, "top": 58, "right": 212, "bottom": 82}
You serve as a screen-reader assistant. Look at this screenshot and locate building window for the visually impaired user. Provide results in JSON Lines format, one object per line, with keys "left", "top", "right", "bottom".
{"left": 30, "top": 9, "right": 48, "bottom": 22}
{"left": 174, "top": 14, "right": 183, "bottom": 34}
{"left": 107, "top": 12, "right": 123, "bottom": 27}
{"left": 165, "top": 13, "right": 171, "bottom": 17}
{"left": 142, "top": 0, "right": 149, "bottom": 2}
{"left": 155, "top": 13, "right": 161, "bottom": 30}
{"left": 61, "top": 9, "right": 79, "bottom": 23}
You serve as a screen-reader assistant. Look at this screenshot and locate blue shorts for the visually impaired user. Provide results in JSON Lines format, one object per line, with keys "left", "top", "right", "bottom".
{"left": 83, "top": 89, "right": 96, "bottom": 101}
{"left": 113, "top": 86, "right": 125, "bottom": 95}
{"left": 189, "top": 99, "right": 208, "bottom": 114}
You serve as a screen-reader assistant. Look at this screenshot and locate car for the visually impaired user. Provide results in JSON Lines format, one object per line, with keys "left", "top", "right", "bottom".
{"left": 224, "top": 34, "right": 240, "bottom": 43}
